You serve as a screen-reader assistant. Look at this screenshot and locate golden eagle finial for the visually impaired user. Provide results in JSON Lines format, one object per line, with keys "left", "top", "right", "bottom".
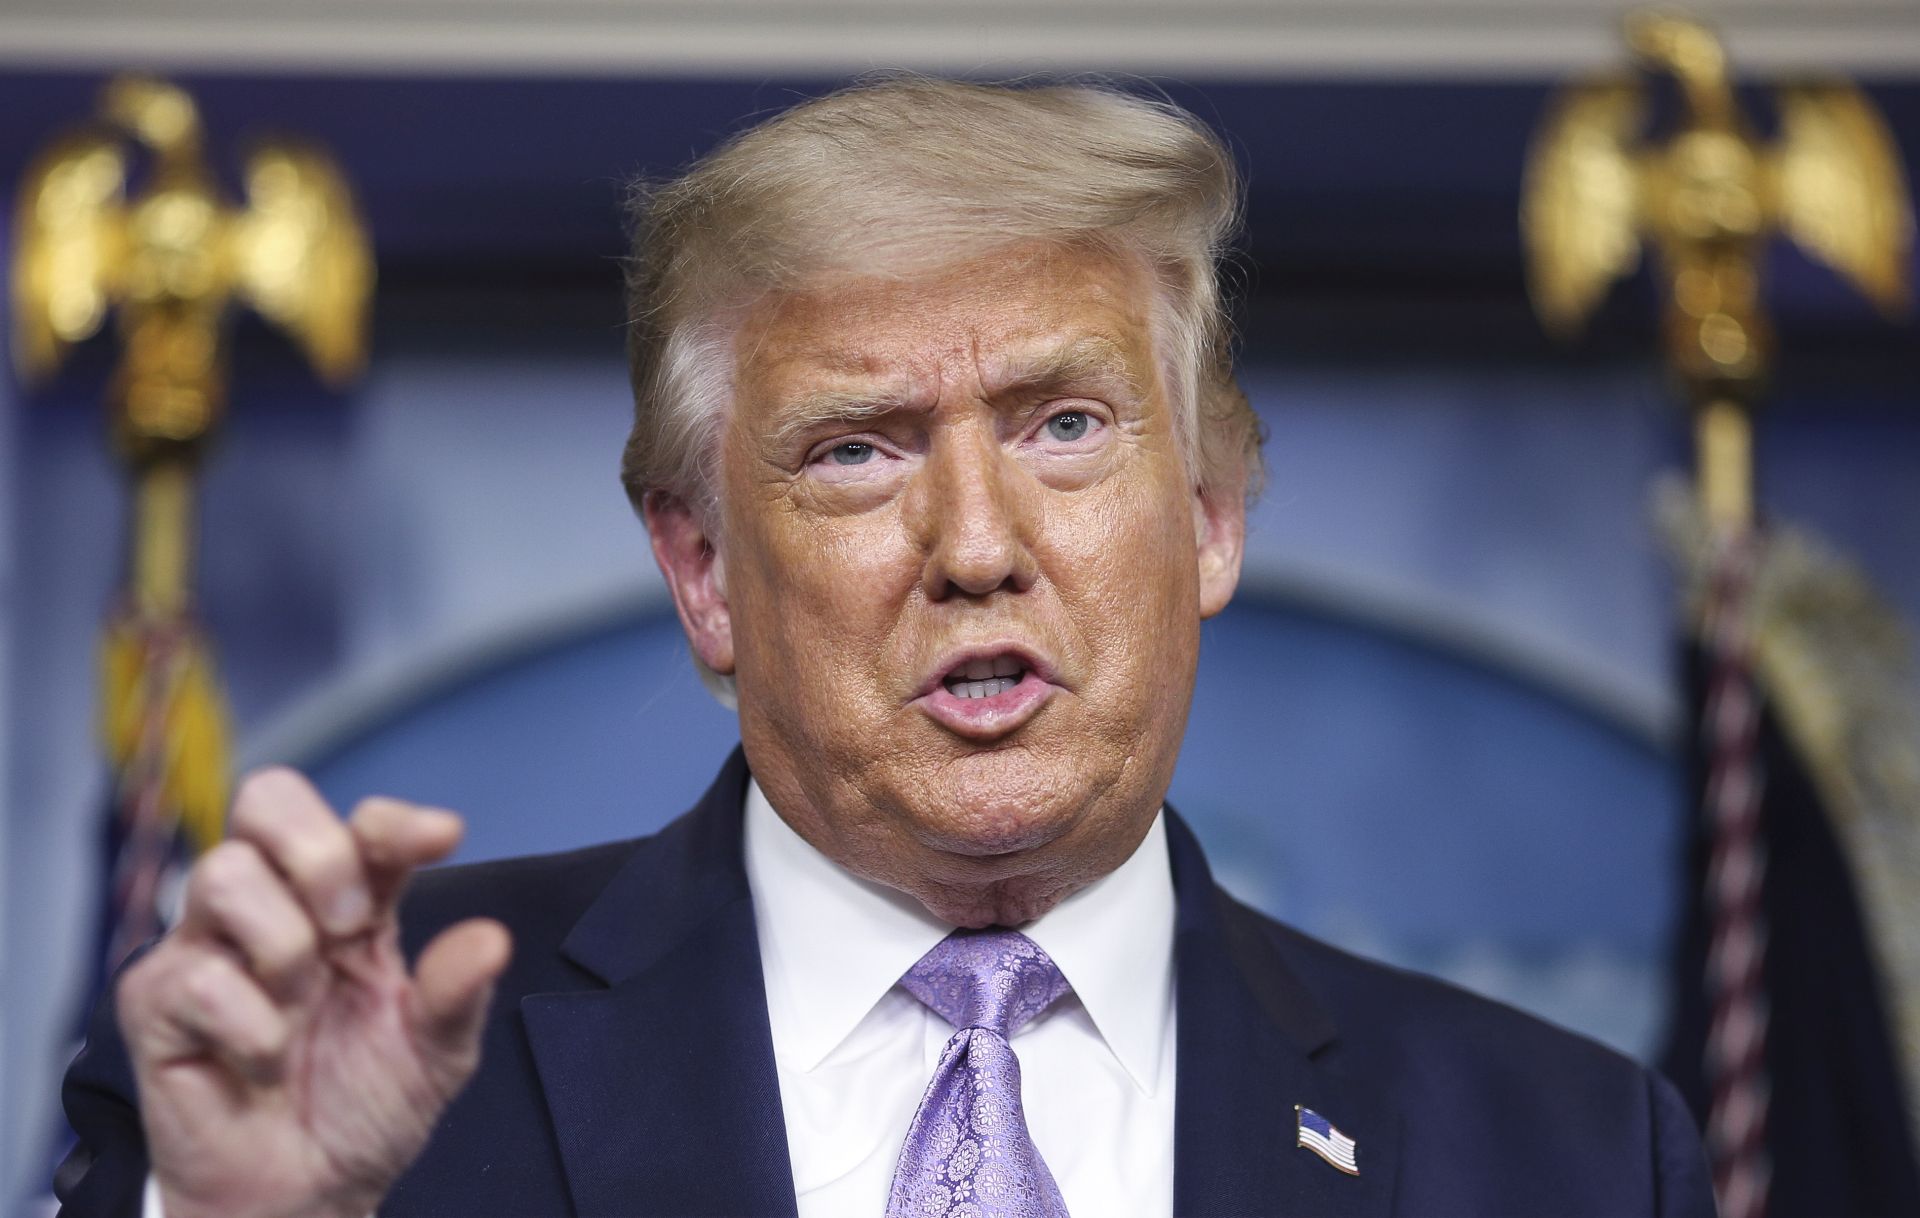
{"left": 1523, "top": 10, "right": 1911, "bottom": 344}
{"left": 10, "top": 74, "right": 374, "bottom": 449}
{"left": 1522, "top": 9, "right": 1912, "bottom": 528}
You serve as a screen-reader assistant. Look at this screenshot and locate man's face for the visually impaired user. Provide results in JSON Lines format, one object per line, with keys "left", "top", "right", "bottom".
{"left": 650, "top": 242, "right": 1244, "bottom": 924}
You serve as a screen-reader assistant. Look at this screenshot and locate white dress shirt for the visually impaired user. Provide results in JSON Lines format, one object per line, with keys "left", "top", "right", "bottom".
{"left": 144, "top": 783, "right": 1178, "bottom": 1218}
{"left": 743, "top": 780, "right": 1178, "bottom": 1218}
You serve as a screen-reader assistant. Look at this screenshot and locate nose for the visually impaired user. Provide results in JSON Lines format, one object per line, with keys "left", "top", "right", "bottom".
{"left": 913, "top": 422, "right": 1039, "bottom": 601}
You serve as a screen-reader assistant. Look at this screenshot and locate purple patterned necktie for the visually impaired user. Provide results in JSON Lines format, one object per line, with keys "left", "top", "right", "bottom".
{"left": 886, "top": 929, "right": 1074, "bottom": 1218}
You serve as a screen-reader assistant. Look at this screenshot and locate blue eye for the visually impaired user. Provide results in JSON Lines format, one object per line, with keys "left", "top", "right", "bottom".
{"left": 1045, "top": 412, "right": 1091, "bottom": 442}
{"left": 829, "top": 442, "right": 875, "bottom": 466}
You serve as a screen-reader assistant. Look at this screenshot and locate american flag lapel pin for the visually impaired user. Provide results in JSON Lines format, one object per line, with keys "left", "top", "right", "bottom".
{"left": 1295, "top": 1104, "right": 1360, "bottom": 1176}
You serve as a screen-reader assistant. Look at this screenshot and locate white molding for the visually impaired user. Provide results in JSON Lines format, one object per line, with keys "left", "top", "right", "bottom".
{"left": 2, "top": 1, "right": 1917, "bottom": 78}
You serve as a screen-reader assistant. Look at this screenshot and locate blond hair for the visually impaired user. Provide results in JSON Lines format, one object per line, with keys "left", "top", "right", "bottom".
{"left": 620, "top": 75, "right": 1264, "bottom": 527}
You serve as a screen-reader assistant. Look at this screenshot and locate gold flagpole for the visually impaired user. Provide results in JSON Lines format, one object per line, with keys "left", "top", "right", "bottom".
{"left": 1521, "top": 11, "right": 1914, "bottom": 1217}
{"left": 11, "top": 75, "right": 373, "bottom": 966}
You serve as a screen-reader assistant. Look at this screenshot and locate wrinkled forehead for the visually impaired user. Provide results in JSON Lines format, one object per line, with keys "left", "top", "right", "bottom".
{"left": 729, "top": 242, "right": 1166, "bottom": 414}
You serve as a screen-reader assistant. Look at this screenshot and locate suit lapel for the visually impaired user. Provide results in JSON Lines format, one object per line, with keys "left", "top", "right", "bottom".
{"left": 521, "top": 749, "right": 799, "bottom": 1217}
{"left": 1168, "top": 813, "right": 1400, "bottom": 1217}
{"left": 515, "top": 757, "right": 1401, "bottom": 1217}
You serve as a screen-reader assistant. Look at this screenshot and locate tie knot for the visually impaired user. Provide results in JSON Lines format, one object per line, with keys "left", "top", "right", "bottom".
{"left": 901, "top": 929, "right": 1070, "bottom": 1037}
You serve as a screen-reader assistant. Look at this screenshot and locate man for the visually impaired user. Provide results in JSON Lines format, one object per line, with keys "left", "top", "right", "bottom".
{"left": 58, "top": 77, "right": 1714, "bottom": 1217}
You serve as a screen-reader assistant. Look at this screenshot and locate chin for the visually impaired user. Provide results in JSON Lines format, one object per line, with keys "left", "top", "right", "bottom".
{"left": 919, "top": 812, "right": 1069, "bottom": 860}
{"left": 908, "top": 752, "right": 1093, "bottom": 860}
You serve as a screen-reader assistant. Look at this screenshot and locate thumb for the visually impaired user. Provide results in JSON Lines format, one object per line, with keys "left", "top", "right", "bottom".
{"left": 410, "top": 918, "right": 512, "bottom": 1075}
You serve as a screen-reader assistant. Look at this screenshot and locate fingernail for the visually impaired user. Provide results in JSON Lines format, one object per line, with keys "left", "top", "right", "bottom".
{"left": 328, "top": 889, "right": 371, "bottom": 934}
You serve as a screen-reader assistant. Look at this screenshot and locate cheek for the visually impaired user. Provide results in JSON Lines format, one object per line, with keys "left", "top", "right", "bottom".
{"left": 731, "top": 511, "right": 917, "bottom": 705}
{"left": 1048, "top": 479, "right": 1201, "bottom": 710}
{"left": 1054, "top": 474, "right": 1198, "bottom": 619}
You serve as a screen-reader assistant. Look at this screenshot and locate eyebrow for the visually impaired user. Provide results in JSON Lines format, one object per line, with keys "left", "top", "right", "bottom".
{"left": 982, "top": 335, "right": 1149, "bottom": 403}
{"left": 765, "top": 333, "right": 1149, "bottom": 452}
{"left": 767, "top": 385, "right": 925, "bottom": 453}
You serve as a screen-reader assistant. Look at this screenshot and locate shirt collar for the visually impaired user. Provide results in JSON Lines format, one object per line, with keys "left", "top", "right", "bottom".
{"left": 742, "top": 778, "right": 1176, "bottom": 1094}
{"left": 1021, "top": 812, "right": 1175, "bottom": 1094}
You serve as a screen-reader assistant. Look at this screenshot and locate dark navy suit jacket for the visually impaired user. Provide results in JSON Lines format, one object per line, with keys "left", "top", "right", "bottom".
{"left": 61, "top": 747, "right": 1715, "bottom": 1216}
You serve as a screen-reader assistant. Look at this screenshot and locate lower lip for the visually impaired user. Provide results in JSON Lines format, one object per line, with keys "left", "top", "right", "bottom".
{"left": 915, "top": 670, "right": 1057, "bottom": 738}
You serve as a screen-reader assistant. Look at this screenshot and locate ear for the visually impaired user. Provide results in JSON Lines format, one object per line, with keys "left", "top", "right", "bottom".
{"left": 643, "top": 491, "right": 735, "bottom": 675}
{"left": 1193, "top": 483, "right": 1245, "bottom": 620}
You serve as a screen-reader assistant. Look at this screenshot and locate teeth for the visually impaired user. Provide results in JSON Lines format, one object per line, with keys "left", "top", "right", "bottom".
{"left": 940, "top": 656, "right": 1031, "bottom": 699}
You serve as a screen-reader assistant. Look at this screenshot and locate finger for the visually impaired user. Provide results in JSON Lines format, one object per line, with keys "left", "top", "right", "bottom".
{"left": 228, "top": 767, "right": 372, "bottom": 938}
{"left": 411, "top": 919, "right": 512, "bottom": 1072}
{"left": 177, "top": 841, "right": 322, "bottom": 1001}
{"left": 348, "top": 796, "right": 465, "bottom": 919}
{"left": 128, "top": 947, "right": 291, "bottom": 1085}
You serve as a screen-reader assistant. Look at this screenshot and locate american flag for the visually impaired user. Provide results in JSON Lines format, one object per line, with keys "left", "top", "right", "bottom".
{"left": 1296, "top": 1106, "right": 1359, "bottom": 1176}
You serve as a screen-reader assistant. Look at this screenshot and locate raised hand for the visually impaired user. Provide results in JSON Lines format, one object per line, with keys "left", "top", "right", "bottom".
{"left": 114, "top": 768, "right": 513, "bottom": 1218}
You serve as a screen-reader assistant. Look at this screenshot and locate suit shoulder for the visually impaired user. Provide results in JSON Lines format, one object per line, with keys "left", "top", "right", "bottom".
{"left": 1220, "top": 896, "right": 1713, "bottom": 1212}
{"left": 1229, "top": 895, "right": 1644, "bottom": 1087}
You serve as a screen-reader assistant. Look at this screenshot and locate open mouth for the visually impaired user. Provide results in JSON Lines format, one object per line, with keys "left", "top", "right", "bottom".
{"left": 940, "top": 654, "right": 1029, "bottom": 700}
{"left": 915, "top": 646, "right": 1057, "bottom": 739}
